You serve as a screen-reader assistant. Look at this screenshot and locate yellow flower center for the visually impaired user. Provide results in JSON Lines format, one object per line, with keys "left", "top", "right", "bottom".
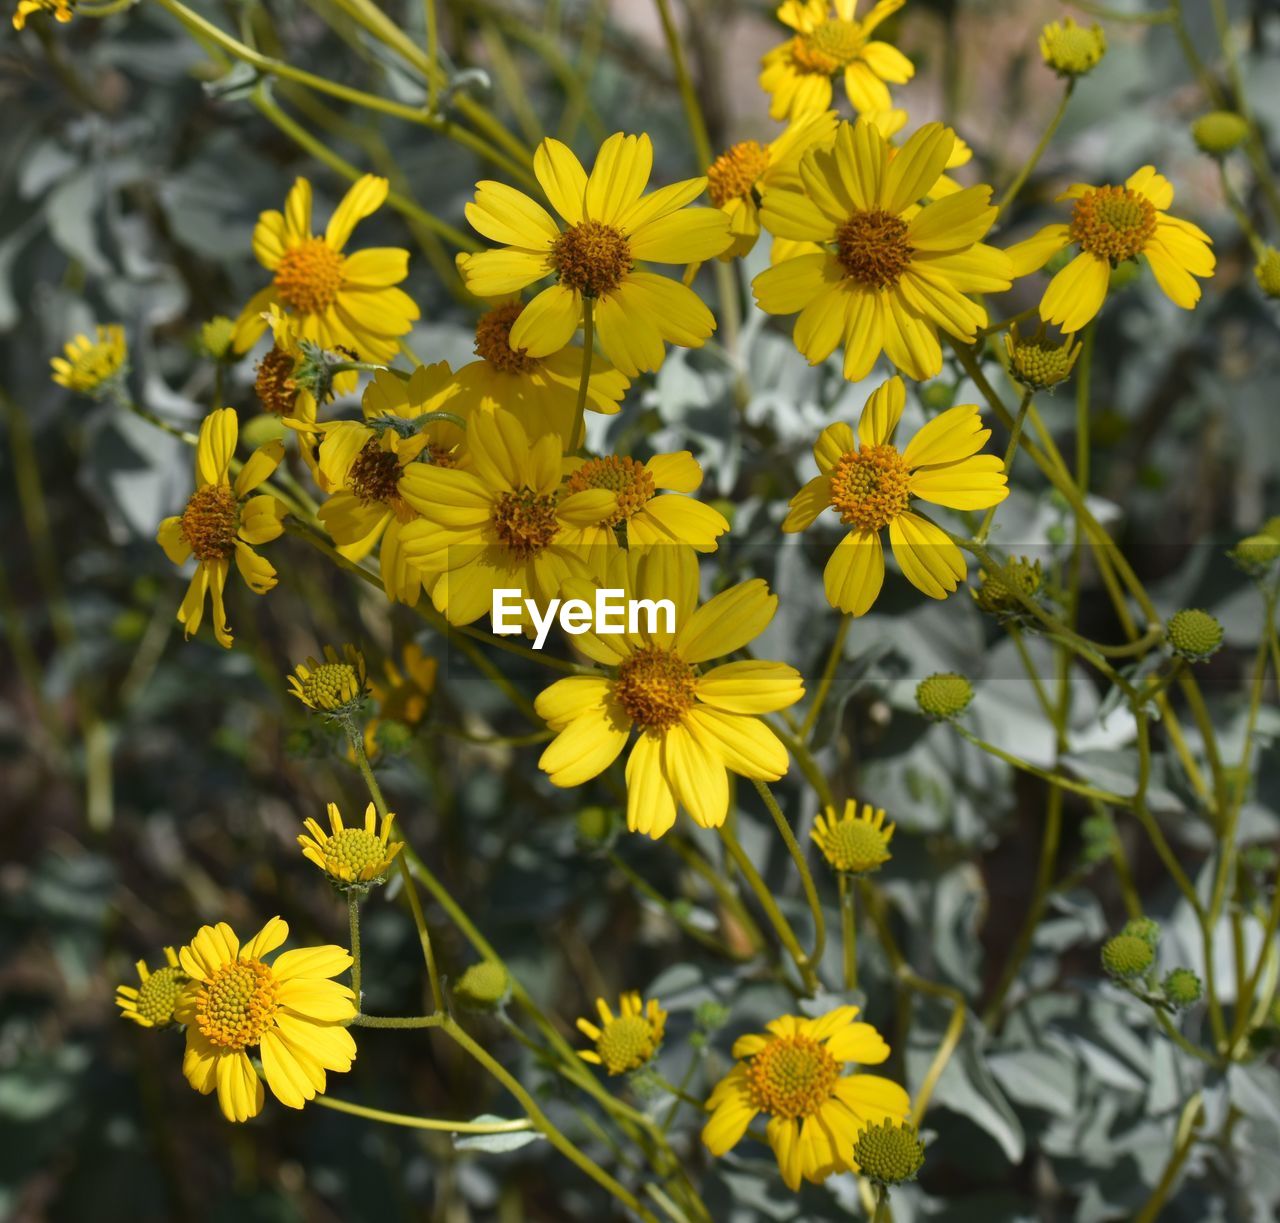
{"left": 136, "top": 965, "right": 188, "bottom": 1026}
{"left": 194, "top": 958, "right": 279, "bottom": 1050}
{"left": 255, "top": 345, "right": 299, "bottom": 416}
{"left": 348, "top": 439, "right": 404, "bottom": 505}
{"left": 564, "top": 455, "right": 656, "bottom": 526}
{"left": 491, "top": 487, "right": 560, "bottom": 559}
{"left": 793, "top": 19, "right": 865, "bottom": 74}
{"left": 323, "top": 827, "right": 390, "bottom": 879}
{"left": 1070, "top": 186, "right": 1157, "bottom": 264}
{"left": 821, "top": 817, "right": 891, "bottom": 873}
{"left": 474, "top": 302, "right": 537, "bottom": 374}
{"left": 707, "top": 140, "right": 771, "bottom": 207}
{"left": 614, "top": 647, "right": 697, "bottom": 730}
{"left": 552, "top": 220, "right": 633, "bottom": 299}
{"left": 829, "top": 444, "right": 911, "bottom": 532}
{"left": 596, "top": 1014, "right": 660, "bottom": 1075}
{"left": 302, "top": 662, "right": 361, "bottom": 710}
{"left": 746, "top": 1034, "right": 840, "bottom": 1120}
{"left": 836, "top": 210, "right": 915, "bottom": 289}
{"left": 273, "top": 237, "right": 345, "bottom": 315}
{"left": 180, "top": 485, "right": 240, "bottom": 561}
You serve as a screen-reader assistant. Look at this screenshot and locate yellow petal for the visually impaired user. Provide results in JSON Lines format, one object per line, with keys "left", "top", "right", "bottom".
{"left": 824, "top": 529, "right": 885, "bottom": 615}
{"left": 535, "top": 137, "right": 589, "bottom": 224}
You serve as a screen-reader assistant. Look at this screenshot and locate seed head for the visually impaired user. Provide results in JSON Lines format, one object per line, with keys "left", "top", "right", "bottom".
{"left": 916, "top": 673, "right": 973, "bottom": 721}
{"left": 1101, "top": 933, "right": 1154, "bottom": 980}
{"left": 853, "top": 1119, "right": 925, "bottom": 1186}
{"left": 1166, "top": 609, "right": 1223, "bottom": 662}
{"left": 454, "top": 961, "right": 510, "bottom": 1010}
{"left": 1162, "top": 968, "right": 1203, "bottom": 1008}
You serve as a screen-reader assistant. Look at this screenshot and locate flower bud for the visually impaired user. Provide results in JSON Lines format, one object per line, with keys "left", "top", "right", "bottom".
{"left": 1191, "top": 111, "right": 1249, "bottom": 156}
{"left": 916, "top": 673, "right": 973, "bottom": 721}
{"left": 1162, "top": 968, "right": 1203, "bottom": 1008}
{"left": 1040, "top": 17, "right": 1106, "bottom": 78}
{"left": 853, "top": 1119, "right": 925, "bottom": 1187}
{"left": 1101, "top": 933, "right": 1154, "bottom": 980}
{"left": 1166, "top": 609, "right": 1223, "bottom": 662}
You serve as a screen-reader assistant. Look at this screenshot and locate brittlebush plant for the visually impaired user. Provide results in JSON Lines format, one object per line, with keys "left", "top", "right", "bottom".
{"left": 20, "top": 0, "right": 1280, "bottom": 1217}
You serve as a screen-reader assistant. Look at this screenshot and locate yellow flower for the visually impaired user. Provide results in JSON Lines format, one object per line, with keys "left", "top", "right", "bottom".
{"left": 13, "top": 0, "right": 72, "bottom": 28}
{"left": 702, "top": 1006, "right": 910, "bottom": 1191}
{"left": 457, "top": 132, "right": 731, "bottom": 377}
{"left": 232, "top": 175, "right": 419, "bottom": 380}
{"left": 577, "top": 992, "right": 667, "bottom": 1075}
{"left": 754, "top": 120, "right": 1011, "bottom": 382}
{"left": 707, "top": 110, "right": 839, "bottom": 260}
{"left": 173, "top": 917, "right": 357, "bottom": 1123}
{"left": 760, "top": 0, "right": 913, "bottom": 121}
{"left": 534, "top": 548, "right": 804, "bottom": 838}
{"left": 156, "top": 408, "right": 286, "bottom": 648}
{"left": 371, "top": 641, "right": 438, "bottom": 727}
{"left": 396, "top": 408, "right": 617, "bottom": 627}
{"left": 449, "top": 293, "right": 630, "bottom": 448}
{"left": 287, "top": 643, "right": 369, "bottom": 716}
{"left": 116, "top": 947, "right": 188, "bottom": 1029}
{"left": 1006, "top": 166, "right": 1215, "bottom": 333}
{"left": 50, "top": 325, "right": 127, "bottom": 394}
{"left": 316, "top": 365, "right": 467, "bottom": 604}
{"left": 812, "top": 801, "right": 894, "bottom": 873}
{"left": 1039, "top": 17, "right": 1106, "bottom": 79}
{"left": 557, "top": 452, "right": 730, "bottom": 554}
{"left": 299, "top": 802, "right": 402, "bottom": 885}
{"left": 783, "top": 376, "right": 1007, "bottom": 615}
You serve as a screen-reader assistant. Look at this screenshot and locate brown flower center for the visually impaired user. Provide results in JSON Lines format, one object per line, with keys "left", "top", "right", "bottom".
{"left": 273, "top": 237, "right": 345, "bottom": 315}
{"left": 792, "top": 19, "right": 864, "bottom": 74}
{"left": 180, "top": 485, "right": 240, "bottom": 561}
{"left": 194, "top": 958, "right": 279, "bottom": 1050}
{"left": 348, "top": 439, "right": 404, "bottom": 505}
{"left": 552, "top": 220, "right": 633, "bottom": 298}
{"left": 829, "top": 444, "right": 911, "bottom": 532}
{"left": 836, "top": 210, "right": 915, "bottom": 289}
{"left": 255, "top": 345, "right": 299, "bottom": 416}
{"left": 745, "top": 1035, "right": 840, "bottom": 1120}
{"left": 614, "top": 647, "right": 696, "bottom": 730}
{"left": 491, "top": 487, "right": 560, "bottom": 559}
{"left": 1069, "top": 186, "right": 1157, "bottom": 263}
{"left": 564, "top": 455, "right": 656, "bottom": 526}
{"left": 707, "top": 140, "right": 772, "bottom": 207}
{"left": 474, "top": 302, "right": 538, "bottom": 373}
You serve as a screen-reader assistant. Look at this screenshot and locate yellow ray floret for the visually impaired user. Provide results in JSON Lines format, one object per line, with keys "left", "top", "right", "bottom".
{"left": 299, "top": 802, "right": 402, "bottom": 885}
{"left": 576, "top": 992, "right": 667, "bottom": 1075}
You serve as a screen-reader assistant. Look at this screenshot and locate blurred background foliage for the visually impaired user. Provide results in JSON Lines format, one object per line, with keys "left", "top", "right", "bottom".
{"left": 3, "top": 0, "right": 1280, "bottom": 1219}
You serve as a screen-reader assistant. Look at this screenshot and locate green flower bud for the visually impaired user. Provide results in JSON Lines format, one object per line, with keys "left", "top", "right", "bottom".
{"left": 1101, "top": 933, "right": 1154, "bottom": 980}
{"left": 1230, "top": 534, "right": 1280, "bottom": 574}
{"left": 1039, "top": 17, "right": 1106, "bottom": 78}
{"left": 454, "top": 961, "right": 509, "bottom": 1009}
{"left": 916, "top": 673, "right": 973, "bottom": 721}
{"left": 920, "top": 382, "right": 955, "bottom": 412}
{"left": 853, "top": 1120, "right": 926, "bottom": 1187}
{"left": 1261, "top": 516, "right": 1280, "bottom": 542}
{"left": 1191, "top": 111, "right": 1250, "bottom": 156}
{"left": 972, "top": 556, "right": 1044, "bottom": 621}
{"left": 1162, "top": 968, "right": 1203, "bottom": 1008}
{"left": 1256, "top": 248, "right": 1280, "bottom": 299}
{"left": 1166, "top": 609, "right": 1223, "bottom": 662}
{"left": 1121, "top": 916, "right": 1161, "bottom": 947}
{"left": 694, "top": 1000, "right": 731, "bottom": 1033}
{"left": 575, "top": 805, "right": 617, "bottom": 846}
{"left": 240, "top": 412, "right": 287, "bottom": 449}
{"left": 1005, "top": 325, "right": 1081, "bottom": 391}
{"left": 199, "top": 315, "right": 238, "bottom": 361}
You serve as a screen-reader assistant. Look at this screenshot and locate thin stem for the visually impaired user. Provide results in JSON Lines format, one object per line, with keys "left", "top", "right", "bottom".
{"left": 423, "top": 0, "right": 439, "bottom": 115}
{"left": 839, "top": 872, "right": 858, "bottom": 992}
{"left": 1135, "top": 1093, "right": 1203, "bottom": 1223}
{"left": 348, "top": 891, "right": 363, "bottom": 1005}
{"left": 1153, "top": 1011, "right": 1217, "bottom": 1066}
{"left": 976, "top": 388, "right": 1034, "bottom": 543}
{"left": 397, "top": 855, "right": 447, "bottom": 1015}
{"left": 572, "top": 297, "right": 595, "bottom": 452}
{"left": 752, "top": 779, "right": 826, "bottom": 979}
{"left": 800, "top": 614, "right": 851, "bottom": 740}
{"left": 952, "top": 724, "right": 1128, "bottom": 805}
{"left": 312, "top": 1092, "right": 535, "bottom": 1133}
{"left": 352, "top": 1013, "right": 442, "bottom": 1028}
{"left": 996, "top": 82, "right": 1074, "bottom": 217}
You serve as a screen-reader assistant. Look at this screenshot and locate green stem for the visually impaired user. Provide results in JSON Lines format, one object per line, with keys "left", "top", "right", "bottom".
{"left": 352, "top": 1013, "right": 442, "bottom": 1028}
{"left": 839, "top": 872, "right": 858, "bottom": 993}
{"left": 752, "top": 779, "right": 826, "bottom": 978}
{"left": 348, "top": 891, "right": 363, "bottom": 1004}
{"left": 996, "top": 81, "right": 1074, "bottom": 216}
{"left": 397, "top": 855, "right": 447, "bottom": 1015}
{"left": 800, "top": 614, "right": 851, "bottom": 740}
{"left": 952, "top": 724, "right": 1128, "bottom": 805}
{"left": 1135, "top": 1092, "right": 1203, "bottom": 1223}
{"left": 312, "top": 1091, "right": 534, "bottom": 1133}
{"left": 975, "top": 387, "right": 1034, "bottom": 543}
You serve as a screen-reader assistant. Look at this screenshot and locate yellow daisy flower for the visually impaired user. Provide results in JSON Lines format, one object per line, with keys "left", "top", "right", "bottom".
{"left": 707, "top": 110, "right": 839, "bottom": 260}
{"left": 371, "top": 641, "right": 437, "bottom": 727}
{"left": 156, "top": 408, "right": 286, "bottom": 648}
{"left": 174, "top": 917, "right": 357, "bottom": 1123}
{"left": 557, "top": 452, "right": 730, "bottom": 554}
{"left": 449, "top": 293, "right": 630, "bottom": 448}
{"left": 760, "top": 0, "right": 913, "bottom": 121}
{"left": 50, "top": 324, "right": 127, "bottom": 394}
{"left": 534, "top": 548, "right": 804, "bottom": 838}
{"left": 287, "top": 643, "right": 369, "bottom": 716}
{"left": 396, "top": 408, "right": 617, "bottom": 628}
{"left": 457, "top": 132, "right": 732, "bottom": 377}
{"left": 576, "top": 992, "right": 667, "bottom": 1076}
{"left": 13, "top": 0, "right": 72, "bottom": 28}
{"left": 316, "top": 365, "right": 466, "bottom": 604}
{"left": 115, "top": 947, "right": 188, "bottom": 1029}
{"left": 812, "top": 800, "right": 894, "bottom": 873}
{"left": 783, "top": 376, "right": 1007, "bottom": 615}
{"left": 754, "top": 120, "right": 1012, "bottom": 382}
{"left": 299, "top": 802, "right": 402, "bottom": 886}
{"left": 702, "top": 1005, "right": 910, "bottom": 1192}
{"left": 1005, "top": 165, "right": 1215, "bottom": 333}
{"left": 232, "top": 175, "right": 419, "bottom": 380}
